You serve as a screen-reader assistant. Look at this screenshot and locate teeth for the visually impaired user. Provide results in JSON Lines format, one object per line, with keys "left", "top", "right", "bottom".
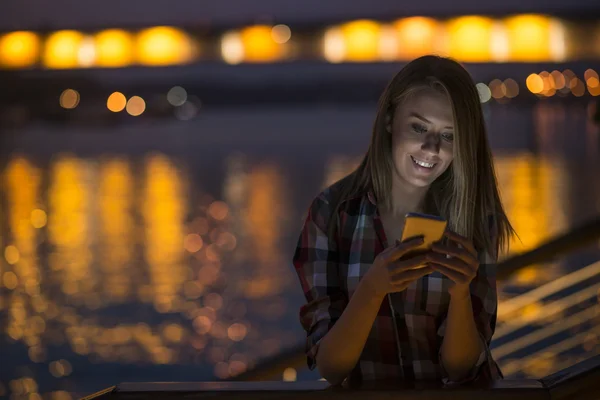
{"left": 411, "top": 156, "right": 435, "bottom": 168}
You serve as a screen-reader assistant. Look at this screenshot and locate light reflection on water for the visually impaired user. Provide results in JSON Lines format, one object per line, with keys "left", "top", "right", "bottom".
{"left": 0, "top": 101, "right": 599, "bottom": 397}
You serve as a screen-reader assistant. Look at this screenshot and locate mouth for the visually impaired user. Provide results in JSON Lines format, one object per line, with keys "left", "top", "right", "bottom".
{"left": 410, "top": 155, "right": 437, "bottom": 170}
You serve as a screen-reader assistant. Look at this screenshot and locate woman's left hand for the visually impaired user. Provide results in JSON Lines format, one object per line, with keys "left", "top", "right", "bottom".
{"left": 429, "top": 230, "right": 479, "bottom": 295}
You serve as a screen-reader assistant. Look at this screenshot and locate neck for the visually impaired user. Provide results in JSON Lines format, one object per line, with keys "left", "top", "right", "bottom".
{"left": 385, "top": 177, "right": 429, "bottom": 217}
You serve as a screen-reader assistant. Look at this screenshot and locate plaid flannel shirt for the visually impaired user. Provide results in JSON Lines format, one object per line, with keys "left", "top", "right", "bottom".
{"left": 293, "top": 181, "right": 503, "bottom": 386}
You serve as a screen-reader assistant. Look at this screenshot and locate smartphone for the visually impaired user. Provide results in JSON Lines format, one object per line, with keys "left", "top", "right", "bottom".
{"left": 400, "top": 212, "right": 447, "bottom": 253}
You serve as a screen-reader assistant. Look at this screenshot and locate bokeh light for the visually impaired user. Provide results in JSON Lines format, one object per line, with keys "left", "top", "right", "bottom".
{"left": 585, "top": 69, "right": 599, "bottom": 89}
{"left": 3, "top": 271, "right": 19, "bottom": 289}
{"left": 340, "top": 20, "right": 381, "bottom": 62}
{"left": 271, "top": 25, "right": 292, "bottom": 44}
{"left": 94, "top": 29, "right": 134, "bottom": 67}
{"left": 0, "top": 31, "right": 40, "bottom": 68}
{"left": 208, "top": 201, "right": 229, "bottom": 221}
{"left": 221, "top": 32, "right": 244, "bottom": 65}
{"left": 59, "top": 89, "right": 80, "bottom": 109}
{"left": 43, "top": 30, "right": 84, "bottom": 69}
{"left": 393, "top": 17, "right": 438, "bottom": 59}
{"left": 107, "top": 92, "right": 127, "bottom": 112}
{"left": 126, "top": 96, "right": 145, "bottom": 116}
{"left": 31, "top": 209, "right": 47, "bottom": 228}
{"left": 504, "top": 78, "right": 519, "bottom": 98}
{"left": 77, "top": 36, "right": 96, "bottom": 67}
{"left": 551, "top": 70, "right": 566, "bottom": 89}
{"left": 571, "top": 78, "right": 586, "bottom": 97}
{"left": 184, "top": 233, "right": 203, "bottom": 253}
{"left": 526, "top": 73, "right": 544, "bottom": 94}
{"left": 323, "top": 27, "right": 345, "bottom": 63}
{"left": 446, "top": 16, "right": 494, "bottom": 62}
{"left": 283, "top": 367, "right": 297, "bottom": 382}
{"left": 489, "top": 79, "right": 505, "bottom": 99}
{"left": 240, "top": 25, "right": 286, "bottom": 62}
{"left": 5, "top": 245, "right": 20, "bottom": 264}
{"left": 476, "top": 82, "right": 492, "bottom": 103}
{"left": 324, "top": 20, "right": 382, "bottom": 62}
{"left": 504, "top": 14, "right": 553, "bottom": 61}
{"left": 136, "top": 27, "right": 195, "bottom": 66}
{"left": 167, "top": 86, "right": 188, "bottom": 107}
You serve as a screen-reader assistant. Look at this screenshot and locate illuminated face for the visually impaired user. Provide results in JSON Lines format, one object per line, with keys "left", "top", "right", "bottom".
{"left": 390, "top": 89, "right": 455, "bottom": 189}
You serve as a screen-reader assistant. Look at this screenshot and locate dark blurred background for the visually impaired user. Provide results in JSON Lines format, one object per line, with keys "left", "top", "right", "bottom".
{"left": 1, "top": 1, "right": 600, "bottom": 399}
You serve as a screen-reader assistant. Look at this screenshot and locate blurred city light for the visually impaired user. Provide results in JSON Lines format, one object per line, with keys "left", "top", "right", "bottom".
{"left": 446, "top": 16, "right": 494, "bottom": 62}
{"left": 221, "top": 32, "right": 244, "bottom": 64}
{"left": 0, "top": 15, "right": 596, "bottom": 70}
{"left": 504, "top": 15, "right": 554, "bottom": 61}
{"left": 585, "top": 69, "right": 599, "bottom": 88}
{"left": 31, "top": 209, "right": 47, "bottom": 228}
{"left": 136, "top": 27, "right": 195, "bottom": 66}
{"left": 95, "top": 29, "right": 134, "bottom": 67}
{"left": 167, "top": 86, "right": 188, "bottom": 106}
{"left": 392, "top": 17, "right": 438, "bottom": 59}
{"left": 489, "top": 79, "right": 505, "bottom": 99}
{"left": 378, "top": 25, "right": 399, "bottom": 61}
{"left": 339, "top": 20, "right": 381, "bottom": 62}
{"left": 59, "top": 89, "right": 80, "bottom": 109}
{"left": 77, "top": 36, "right": 96, "bottom": 67}
{"left": 107, "top": 92, "right": 127, "bottom": 112}
{"left": 504, "top": 78, "right": 520, "bottom": 98}
{"left": 0, "top": 31, "right": 40, "bottom": 68}
{"left": 323, "top": 27, "right": 345, "bottom": 63}
{"left": 283, "top": 367, "right": 297, "bottom": 382}
{"left": 571, "top": 78, "right": 586, "bottom": 97}
{"left": 126, "top": 96, "right": 146, "bottom": 116}
{"left": 271, "top": 24, "right": 292, "bottom": 44}
{"left": 490, "top": 22, "right": 510, "bottom": 62}
{"left": 476, "top": 82, "right": 492, "bottom": 103}
{"left": 4, "top": 245, "right": 20, "bottom": 265}
{"left": 548, "top": 18, "right": 567, "bottom": 62}
{"left": 551, "top": 70, "right": 566, "bottom": 89}
{"left": 539, "top": 71, "right": 555, "bottom": 96}
{"left": 240, "top": 25, "right": 286, "bottom": 62}
{"left": 526, "top": 73, "right": 544, "bottom": 94}
{"left": 43, "top": 30, "right": 85, "bottom": 69}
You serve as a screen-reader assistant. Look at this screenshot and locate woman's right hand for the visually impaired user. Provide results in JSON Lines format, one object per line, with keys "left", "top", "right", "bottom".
{"left": 362, "top": 236, "right": 433, "bottom": 298}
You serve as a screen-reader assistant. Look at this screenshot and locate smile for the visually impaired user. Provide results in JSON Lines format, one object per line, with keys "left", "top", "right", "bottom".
{"left": 410, "top": 156, "right": 436, "bottom": 169}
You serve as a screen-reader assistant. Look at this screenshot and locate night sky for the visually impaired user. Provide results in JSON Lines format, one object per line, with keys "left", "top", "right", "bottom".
{"left": 1, "top": 0, "right": 599, "bottom": 31}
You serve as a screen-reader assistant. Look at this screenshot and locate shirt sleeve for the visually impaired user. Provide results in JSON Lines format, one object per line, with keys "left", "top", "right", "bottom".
{"left": 437, "top": 253, "right": 504, "bottom": 386}
{"left": 293, "top": 193, "right": 348, "bottom": 370}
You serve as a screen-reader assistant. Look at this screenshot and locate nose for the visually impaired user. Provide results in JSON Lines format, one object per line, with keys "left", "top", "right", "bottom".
{"left": 420, "top": 132, "right": 441, "bottom": 154}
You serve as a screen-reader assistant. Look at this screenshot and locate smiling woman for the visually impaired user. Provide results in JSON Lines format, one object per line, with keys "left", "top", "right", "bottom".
{"left": 293, "top": 55, "right": 516, "bottom": 388}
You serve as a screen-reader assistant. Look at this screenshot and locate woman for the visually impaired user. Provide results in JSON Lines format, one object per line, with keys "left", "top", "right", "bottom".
{"left": 293, "top": 55, "right": 515, "bottom": 388}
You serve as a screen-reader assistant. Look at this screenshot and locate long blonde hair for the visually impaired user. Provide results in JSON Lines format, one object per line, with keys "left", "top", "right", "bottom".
{"left": 328, "top": 55, "right": 514, "bottom": 258}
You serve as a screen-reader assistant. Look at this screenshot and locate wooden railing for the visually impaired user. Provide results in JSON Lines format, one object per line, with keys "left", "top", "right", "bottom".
{"left": 82, "top": 355, "right": 600, "bottom": 400}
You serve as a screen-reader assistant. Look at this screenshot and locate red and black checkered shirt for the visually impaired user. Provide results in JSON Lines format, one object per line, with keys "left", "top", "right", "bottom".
{"left": 293, "top": 181, "right": 503, "bottom": 386}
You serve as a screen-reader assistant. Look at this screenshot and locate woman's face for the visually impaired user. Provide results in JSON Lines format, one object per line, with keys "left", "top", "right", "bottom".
{"left": 390, "top": 89, "right": 455, "bottom": 189}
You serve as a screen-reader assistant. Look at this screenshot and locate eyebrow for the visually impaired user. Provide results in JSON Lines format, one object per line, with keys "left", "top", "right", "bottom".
{"left": 409, "top": 112, "right": 454, "bottom": 130}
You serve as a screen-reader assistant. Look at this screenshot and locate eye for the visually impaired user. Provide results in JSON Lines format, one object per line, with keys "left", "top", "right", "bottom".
{"left": 442, "top": 132, "right": 454, "bottom": 142}
{"left": 411, "top": 123, "right": 427, "bottom": 134}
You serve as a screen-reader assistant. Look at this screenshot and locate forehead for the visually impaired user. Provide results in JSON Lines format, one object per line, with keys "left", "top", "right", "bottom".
{"left": 394, "top": 90, "right": 454, "bottom": 127}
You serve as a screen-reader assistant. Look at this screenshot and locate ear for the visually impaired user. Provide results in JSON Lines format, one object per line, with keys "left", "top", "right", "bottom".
{"left": 385, "top": 113, "right": 392, "bottom": 133}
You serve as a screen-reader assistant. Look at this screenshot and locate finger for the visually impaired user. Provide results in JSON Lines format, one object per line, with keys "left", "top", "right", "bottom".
{"left": 430, "top": 263, "right": 471, "bottom": 284}
{"left": 443, "top": 231, "right": 477, "bottom": 257}
{"left": 428, "top": 253, "right": 477, "bottom": 276}
{"left": 431, "top": 243, "right": 476, "bottom": 266}
{"left": 386, "top": 236, "right": 424, "bottom": 262}
{"left": 389, "top": 254, "right": 430, "bottom": 275}
{"left": 390, "top": 265, "right": 433, "bottom": 284}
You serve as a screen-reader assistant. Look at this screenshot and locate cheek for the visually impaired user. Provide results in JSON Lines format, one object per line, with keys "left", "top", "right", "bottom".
{"left": 441, "top": 145, "right": 454, "bottom": 163}
{"left": 392, "top": 133, "right": 419, "bottom": 153}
